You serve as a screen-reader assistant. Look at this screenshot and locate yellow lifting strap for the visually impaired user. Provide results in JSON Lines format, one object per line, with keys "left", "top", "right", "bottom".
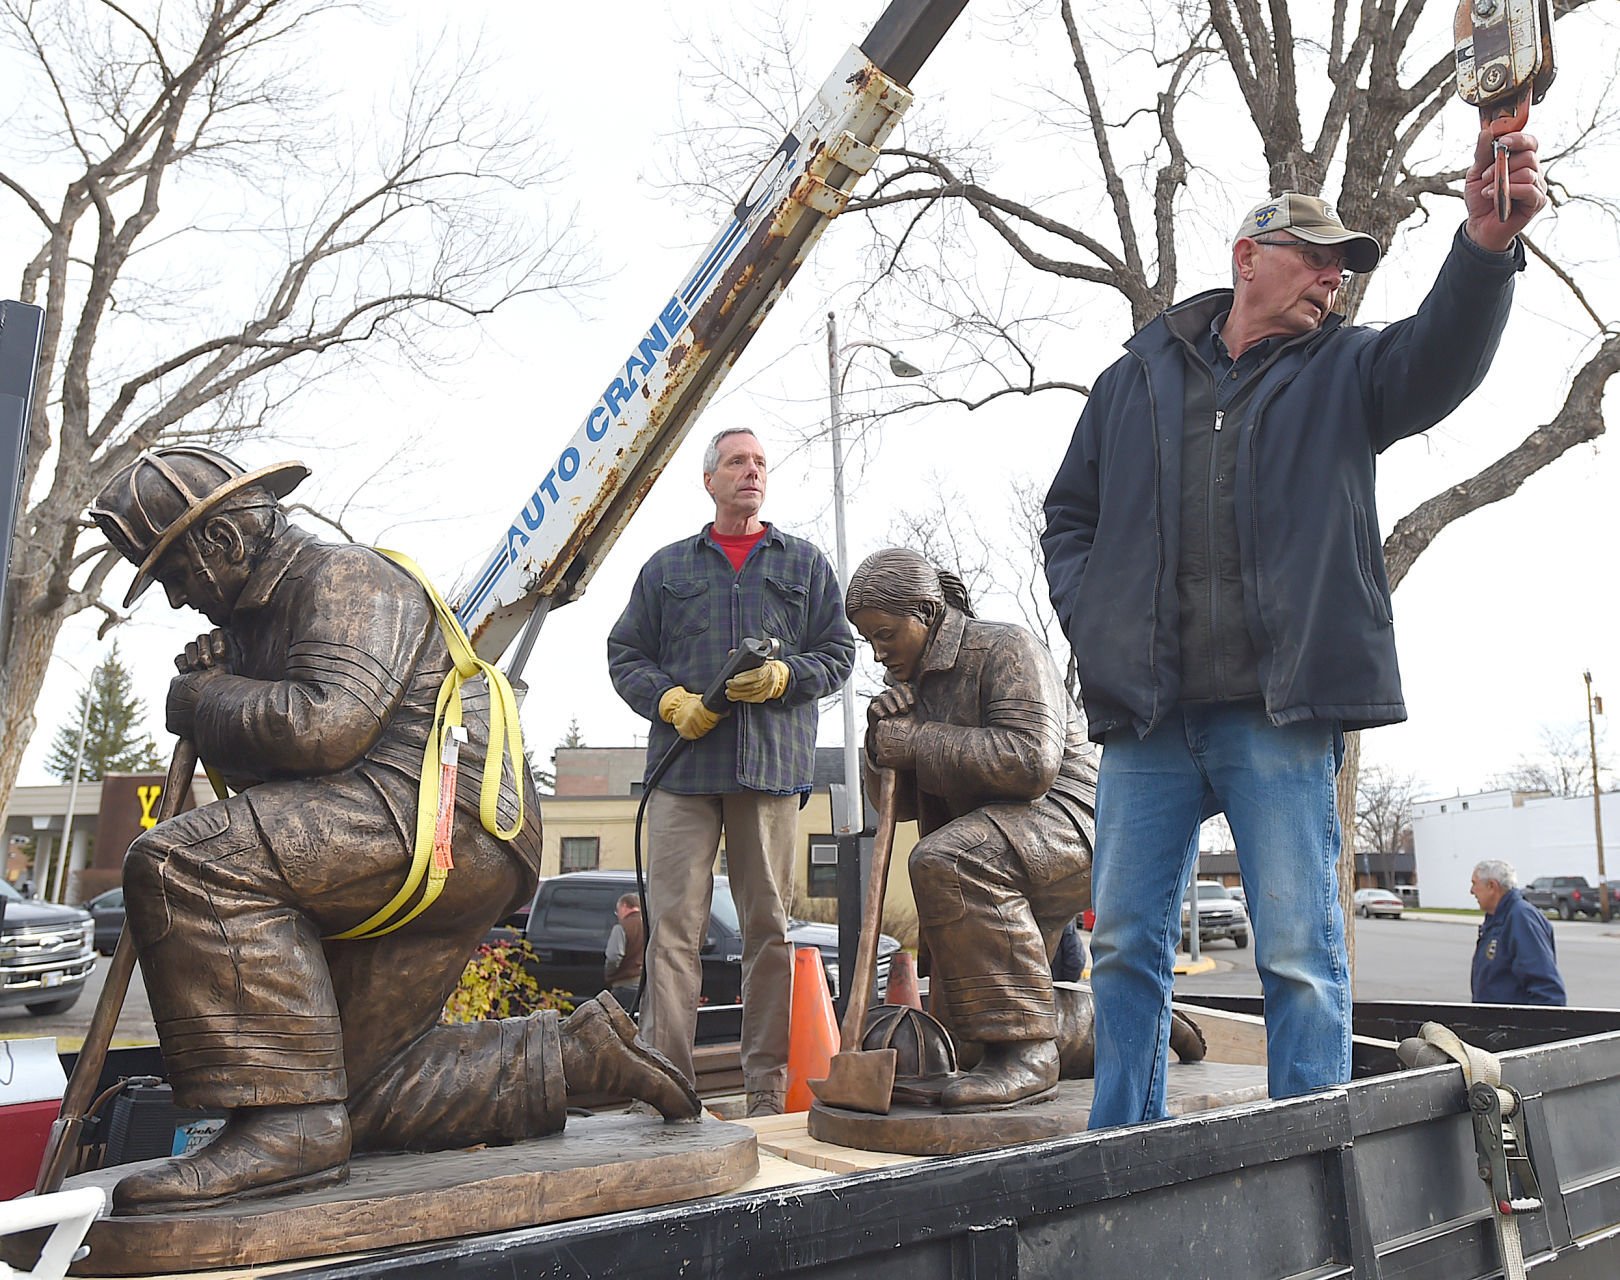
{"left": 327, "top": 548, "right": 526, "bottom": 941}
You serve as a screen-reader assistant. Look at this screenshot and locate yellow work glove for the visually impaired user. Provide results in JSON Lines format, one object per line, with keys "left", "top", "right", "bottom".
{"left": 726, "top": 658, "right": 791, "bottom": 703}
{"left": 659, "top": 686, "right": 721, "bottom": 741}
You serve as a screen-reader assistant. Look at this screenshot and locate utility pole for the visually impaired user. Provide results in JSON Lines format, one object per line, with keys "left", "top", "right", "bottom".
{"left": 1585, "top": 670, "right": 1609, "bottom": 922}
{"left": 826, "top": 313, "right": 862, "bottom": 842}
{"left": 39, "top": 678, "right": 92, "bottom": 903}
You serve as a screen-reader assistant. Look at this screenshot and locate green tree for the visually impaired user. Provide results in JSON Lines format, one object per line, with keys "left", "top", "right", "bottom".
{"left": 44, "top": 645, "right": 165, "bottom": 781}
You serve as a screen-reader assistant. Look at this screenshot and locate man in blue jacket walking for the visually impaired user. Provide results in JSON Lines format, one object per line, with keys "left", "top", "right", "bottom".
{"left": 1042, "top": 126, "right": 1548, "bottom": 1128}
{"left": 1471, "top": 860, "right": 1566, "bottom": 1006}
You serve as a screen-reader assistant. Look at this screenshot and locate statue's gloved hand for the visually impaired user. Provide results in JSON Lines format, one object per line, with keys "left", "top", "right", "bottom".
{"left": 176, "top": 628, "right": 240, "bottom": 674}
{"left": 659, "top": 686, "right": 721, "bottom": 741}
{"left": 870, "top": 716, "right": 918, "bottom": 770}
{"left": 725, "top": 659, "right": 790, "bottom": 703}
{"left": 867, "top": 683, "right": 916, "bottom": 725}
{"left": 166, "top": 670, "right": 221, "bottom": 738}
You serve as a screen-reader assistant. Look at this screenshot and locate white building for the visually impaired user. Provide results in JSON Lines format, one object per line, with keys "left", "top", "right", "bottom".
{"left": 1411, "top": 788, "right": 1618, "bottom": 909}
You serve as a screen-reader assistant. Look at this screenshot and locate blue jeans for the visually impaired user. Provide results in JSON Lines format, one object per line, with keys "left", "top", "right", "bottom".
{"left": 1087, "top": 704, "right": 1350, "bottom": 1128}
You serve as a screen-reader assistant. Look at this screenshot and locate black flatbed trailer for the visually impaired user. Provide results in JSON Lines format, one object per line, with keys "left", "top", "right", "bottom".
{"left": 158, "top": 998, "right": 1617, "bottom": 1280}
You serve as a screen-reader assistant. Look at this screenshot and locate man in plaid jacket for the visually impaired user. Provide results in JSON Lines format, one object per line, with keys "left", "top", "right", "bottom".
{"left": 609, "top": 428, "right": 854, "bottom": 1116}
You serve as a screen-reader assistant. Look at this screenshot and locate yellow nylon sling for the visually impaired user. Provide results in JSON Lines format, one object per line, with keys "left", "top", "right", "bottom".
{"left": 326, "top": 548, "right": 526, "bottom": 941}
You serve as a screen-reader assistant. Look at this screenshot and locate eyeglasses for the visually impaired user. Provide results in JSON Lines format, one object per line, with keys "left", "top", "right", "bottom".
{"left": 1252, "top": 236, "right": 1353, "bottom": 280}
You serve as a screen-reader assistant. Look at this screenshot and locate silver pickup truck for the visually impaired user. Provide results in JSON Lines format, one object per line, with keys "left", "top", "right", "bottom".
{"left": 0, "top": 878, "right": 96, "bottom": 1017}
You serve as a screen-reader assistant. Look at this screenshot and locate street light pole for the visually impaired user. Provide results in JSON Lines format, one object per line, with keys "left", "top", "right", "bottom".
{"left": 827, "top": 312, "right": 862, "bottom": 838}
{"left": 1585, "top": 669, "right": 1609, "bottom": 922}
{"left": 825, "top": 312, "right": 926, "bottom": 1019}
{"left": 825, "top": 311, "right": 926, "bottom": 834}
{"left": 39, "top": 676, "right": 92, "bottom": 903}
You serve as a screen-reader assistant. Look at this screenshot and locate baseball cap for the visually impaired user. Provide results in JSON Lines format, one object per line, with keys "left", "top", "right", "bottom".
{"left": 1233, "top": 193, "right": 1382, "bottom": 274}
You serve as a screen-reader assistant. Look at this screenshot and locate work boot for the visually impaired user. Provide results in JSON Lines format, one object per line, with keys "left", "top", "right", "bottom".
{"left": 560, "top": 994, "right": 701, "bottom": 1121}
{"left": 745, "top": 1090, "right": 784, "bottom": 1117}
{"left": 939, "top": 1039, "right": 1059, "bottom": 1112}
{"left": 112, "top": 1102, "right": 350, "bottom": 1215}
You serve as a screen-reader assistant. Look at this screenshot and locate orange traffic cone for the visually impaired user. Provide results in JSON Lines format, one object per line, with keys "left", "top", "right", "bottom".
{"left": 886, "top": 950, "right": 922, "bottom": 1011}
{"left": 784, "top": 945, "right": 840, "bottom": 1113}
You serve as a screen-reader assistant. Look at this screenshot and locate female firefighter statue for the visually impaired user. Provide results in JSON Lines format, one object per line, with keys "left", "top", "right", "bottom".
{"left": 845, "top": 547, "right": 1096, "bottom": 1111}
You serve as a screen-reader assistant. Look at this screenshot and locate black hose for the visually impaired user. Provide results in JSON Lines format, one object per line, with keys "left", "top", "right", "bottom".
{"left": 629, "top": 636, "right": 782, "bottom": 1018}
{"left": 631, "top": 737, "right": 684, "bottom": 1014}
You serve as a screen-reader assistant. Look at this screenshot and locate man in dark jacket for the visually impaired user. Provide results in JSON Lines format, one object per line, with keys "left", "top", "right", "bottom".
{"left": 609, "top": 428, "right": 855, "bottom": 1116}
{"left": 1471, "top": 860, "right": 1566, "bottom": 1006}
{"left": 90, "top": 447, "right": 698, "bottom": 1215}
{"left": 1042, "top": 126, "right": 1547, "bottom": 1128}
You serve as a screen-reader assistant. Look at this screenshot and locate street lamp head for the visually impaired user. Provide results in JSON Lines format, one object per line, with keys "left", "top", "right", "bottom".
{"left": 887, "top": 354, "right": 925, "bottom": 379}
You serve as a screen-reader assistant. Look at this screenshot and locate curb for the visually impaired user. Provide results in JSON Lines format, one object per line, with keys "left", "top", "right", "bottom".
{"left": 1081, "top": 954, "right": 1218, "bottom": 978}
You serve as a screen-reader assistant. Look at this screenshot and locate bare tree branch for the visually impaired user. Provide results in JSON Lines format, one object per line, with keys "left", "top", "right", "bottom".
{"left": 0, "top": 0, "right": 590, "bottom": 811}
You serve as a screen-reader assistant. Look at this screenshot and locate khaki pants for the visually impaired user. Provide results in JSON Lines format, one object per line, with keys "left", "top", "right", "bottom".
{"left": 640, "top": 790, "right": 798, "bottom": 1094}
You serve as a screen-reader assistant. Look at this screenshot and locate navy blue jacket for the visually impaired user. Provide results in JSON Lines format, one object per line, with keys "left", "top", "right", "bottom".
{"left": 1043, "top": 227, "right": 1524, "bottom": 740}
{"left": 1472, "top": 889, "right": 1566, "bottom": 1006}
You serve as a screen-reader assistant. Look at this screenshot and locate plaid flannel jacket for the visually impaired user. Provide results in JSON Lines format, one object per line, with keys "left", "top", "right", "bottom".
{"left": 608, "top": 523, "right": 855, "bottom": 795}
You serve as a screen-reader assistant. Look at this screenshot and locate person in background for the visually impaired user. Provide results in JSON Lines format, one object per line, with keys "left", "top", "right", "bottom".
{"left": 1052, "top": 918, "right": 1086, "bottom": 984}
{"left": 604, "top": 892, "right": 646, "bottom": 1015}
{"left": 1470, "top": 859, "right": 1566, "bottom": 1007}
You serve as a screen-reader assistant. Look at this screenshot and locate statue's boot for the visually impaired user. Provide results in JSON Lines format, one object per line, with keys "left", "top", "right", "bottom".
{"left": 112, "top": 1102, "right": 350, "bottom": 1216}
{"left": 939, "top": 1039, "right": 1059, "bottom": 1112}
{"left": 561, "top": 994, "right": 701, "bottom": 1121}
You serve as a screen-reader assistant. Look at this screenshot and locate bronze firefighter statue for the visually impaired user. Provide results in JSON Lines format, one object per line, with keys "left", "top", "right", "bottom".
{"left": 846, "top": 547, "right": 1099, "bottom": 1110}
{"left": 89, "top": 446, "right": 697, "bottom": 1216}
{"left": 844, "top": 547, "right": 1210, "bottom": 1114}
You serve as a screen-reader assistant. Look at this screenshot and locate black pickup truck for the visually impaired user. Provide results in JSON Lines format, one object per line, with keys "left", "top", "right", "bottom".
{"left": 1522, "top": 875, "right": 1603, "bottom": 920}
{"left": 517, "top": 869, "right": 899, "bottom": 1007}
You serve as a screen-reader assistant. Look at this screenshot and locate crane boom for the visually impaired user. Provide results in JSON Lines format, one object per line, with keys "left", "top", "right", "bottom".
{"left": 454, "top": 0, "right": 969, "bottom": 664}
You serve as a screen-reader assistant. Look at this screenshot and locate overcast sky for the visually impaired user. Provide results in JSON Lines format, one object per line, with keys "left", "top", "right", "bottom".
{"left": 14, "top": 0, "right": 1620, "bottom": 814}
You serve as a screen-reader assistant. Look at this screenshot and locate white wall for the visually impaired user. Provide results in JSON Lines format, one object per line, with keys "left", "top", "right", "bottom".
{"left": 1411, "top": 789, "right": 1620, "bottom": 908}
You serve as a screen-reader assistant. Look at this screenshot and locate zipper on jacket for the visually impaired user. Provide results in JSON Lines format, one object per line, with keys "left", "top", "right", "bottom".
{"left": 1206, "top": 380, "right": 1224, "bottom": 693}
{"left": 1137, "top": 351, "right": 1165, "bottom": 732}
{"left": 1244, "top": 381, "right": 1290, "bottom": 710}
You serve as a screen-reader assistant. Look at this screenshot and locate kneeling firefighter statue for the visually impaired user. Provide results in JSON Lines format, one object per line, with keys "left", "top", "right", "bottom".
{"left": 88, "top": 446, "right": 697, "bottom": 1215}
{"left": 844, "top": 548, "right": 1204, "bottom": 1111}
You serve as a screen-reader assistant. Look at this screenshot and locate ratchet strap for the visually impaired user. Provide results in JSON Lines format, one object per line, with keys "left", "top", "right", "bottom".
{"left": 327, "top": 548, "right": 525, "bottom": 941}
{"left": 1406, "top": 1022, "right": 1543, "bottom": 1280}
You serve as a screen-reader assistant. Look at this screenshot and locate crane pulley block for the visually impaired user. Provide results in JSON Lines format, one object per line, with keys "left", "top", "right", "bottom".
{"left": 1454, "top": 0, "right": 1556, "bottom": 220}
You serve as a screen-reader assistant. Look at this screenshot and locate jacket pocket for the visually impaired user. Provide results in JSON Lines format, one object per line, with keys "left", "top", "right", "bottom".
{"left": 1350, "top": 504, "right": 1394, "bottom": 625}
{"left": 763, "top": 575, "right": 809, "bottom": 642}
{"left": 661, "top": 578, "right": 712, "bottom": 638}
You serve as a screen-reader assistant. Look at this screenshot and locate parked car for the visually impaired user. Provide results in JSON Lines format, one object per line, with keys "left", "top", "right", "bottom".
{"left": 521, "top": 869, "right": 901, "bottom": 1007}
{"left": 1353, "top": 888, "right": 1404, "bottom": 919}
{"left": 1523, "top": 875, "right": 1602, "bottom": 921}
{"left": 82, "top": 886, "right": 127, "bottom": 955}
{"left": 1180, "top": 881, "right": 1249, "bottom": 948}
{"left": 0, "top": 879, "right": 96, "bottom": 1015}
